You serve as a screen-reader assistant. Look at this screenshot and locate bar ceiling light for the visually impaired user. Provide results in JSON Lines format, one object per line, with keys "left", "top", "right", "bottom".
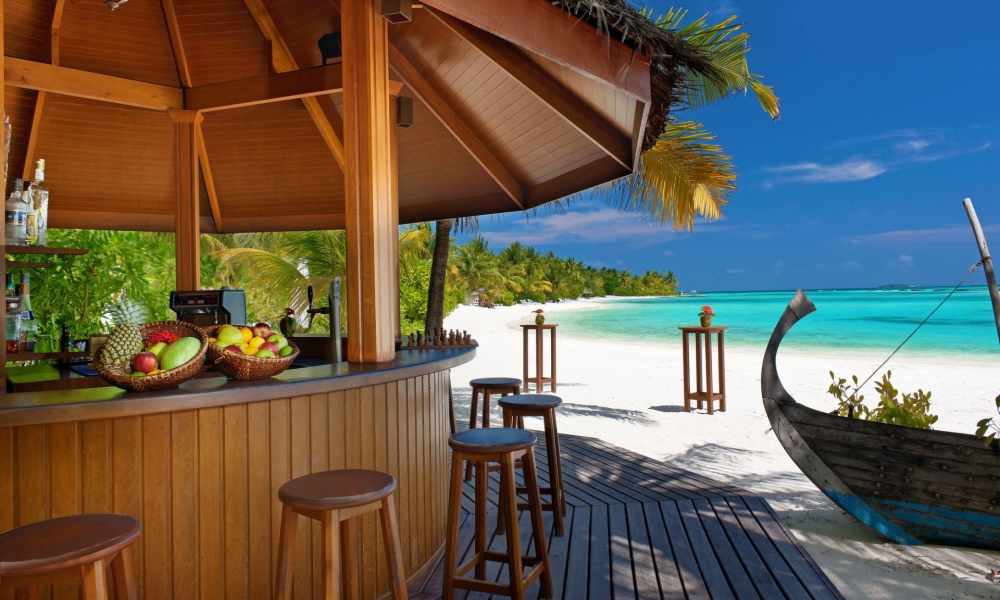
{"left": 381, "top": 0, "right": 412, "bottom": 24}
{"left": 396, "top": 97, "right": 413, "bottom": 128}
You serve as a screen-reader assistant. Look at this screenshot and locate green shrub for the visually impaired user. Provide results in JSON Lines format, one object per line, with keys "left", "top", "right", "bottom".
{"left": 827, "top": 370, "right": 937, "bottom": 429}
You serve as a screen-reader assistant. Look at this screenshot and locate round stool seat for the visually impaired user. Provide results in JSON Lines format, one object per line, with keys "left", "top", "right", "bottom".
{"left": 0, "top": 514, "right": 141, "bottom": 577}
{"left": 469, "top": 377, "right": 521, "bottom": 389}
{"left": 498, "top": 394, "right": 562, "bottom": 410}
{"left": 450, "top": 427, "right": 536, "bottom": 454}
{"left": 279, "top": 469, "right": 396, "bottom": 512}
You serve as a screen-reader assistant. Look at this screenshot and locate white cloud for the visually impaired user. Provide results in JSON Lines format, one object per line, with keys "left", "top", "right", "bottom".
{"left": 480, "top": 208, "right": 682, "bottom": 247}
{"left": 726, "top": 268, "right": 746, "bottom": 275}
{"left": 899, "top": 254, "right": 913, "bottom": 263}
{"left": 765, "top": 158, "right": 886, "bottom": 183}
{"left": 663, "top": 250, "right": 675, "bottom": 256}
{"left": 847, "top": 223, "right": 1000, "bottom": 245}
{"left": 894, "top": 140, "right": 931, "bottom": 151}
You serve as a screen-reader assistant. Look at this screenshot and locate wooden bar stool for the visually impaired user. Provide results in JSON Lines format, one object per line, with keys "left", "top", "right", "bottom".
{"left": 274, "top": 469, "right": 408, "bottom": 600}
{"left": 499, "top": 394, "right": 566, "bottom": 537}
{"left": 445, "top": 427, "right": 552, "bottom": 600}
{"left": 465, "top": 377, "right": 521, "bottom": 480}
{"left": 0, "top": 514, "right": 140, "bottom": 600}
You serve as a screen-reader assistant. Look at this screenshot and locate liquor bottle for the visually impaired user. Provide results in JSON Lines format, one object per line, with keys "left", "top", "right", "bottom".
{"left": 30, "top": 159, "right": 49, "bottom": 247}
{"left": 18, "top": 273, "right": 37, "bottom": 352}
{"left": 24, "top": 182, "right": 37, "bottom": 246}
{"left": 5, "top": 273, "right": 13, "bottom": 297}
{"left": 8, "top": 284, "right": 22, "bottom": 354}
{"left": 5, "top": 178, "right": 25, "bottom": 245}
{"left": 61, "top": 324, "right": 73, "bottom": 352}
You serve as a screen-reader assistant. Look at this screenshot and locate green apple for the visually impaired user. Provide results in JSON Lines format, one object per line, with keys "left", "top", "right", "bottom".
{"left": 278, "top": 345, "right": 294, "bottom": 357}
{"left": 255, "top": 349, "right": 276, "bottom": 359}
{"left": 266, "top": 333, "right": 288, "bottom": 349}
{"left": 217, "top": 324, "right": 244, "bottom": 346}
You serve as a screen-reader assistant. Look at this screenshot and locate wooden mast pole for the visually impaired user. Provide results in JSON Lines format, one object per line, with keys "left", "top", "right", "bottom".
{"left": 170, "top": 110, "right": 204, "bottom": 291}
{"left": 963, "top": 198, "right": 1000, "bottom": 345}
{"left": 343, "top": 0, "right": 396, "bottom": 362}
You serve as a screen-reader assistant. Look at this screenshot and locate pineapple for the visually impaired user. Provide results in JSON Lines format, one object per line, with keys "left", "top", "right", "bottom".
{"left": 100, "top": 298, "right": 148, "bottom": 374}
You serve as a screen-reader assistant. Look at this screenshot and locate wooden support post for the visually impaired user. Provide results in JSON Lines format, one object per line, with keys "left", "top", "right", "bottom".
{"left": 390, "top": 94, "right": 400, "bottom": 340}
{"left": 169, "top": 110, "right": 203, "bottom": 291}
{"left": 343, "top": 0, "right": 396, "bottom": 362}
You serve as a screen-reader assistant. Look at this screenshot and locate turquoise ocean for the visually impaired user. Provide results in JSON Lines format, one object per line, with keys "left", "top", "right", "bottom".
{"left": 555, "top": 287, "right": 1000, "bottom": 362}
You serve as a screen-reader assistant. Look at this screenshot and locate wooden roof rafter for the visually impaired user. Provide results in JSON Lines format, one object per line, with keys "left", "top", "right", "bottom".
{"left": 388, "top": 44, "right": 525, "bottom": 210}
{"left": 425, "top": 7, "right": 634, "bottom": 171}
{"left": 22, "top": 0, "right": 66, "bottom": 183}
{"left": 241, "top": 0, "right": 346, "bottom": 170}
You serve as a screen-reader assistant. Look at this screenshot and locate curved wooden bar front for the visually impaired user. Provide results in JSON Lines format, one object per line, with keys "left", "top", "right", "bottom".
{"left": 0, "top": 348, "right": 474, "bottom": 600}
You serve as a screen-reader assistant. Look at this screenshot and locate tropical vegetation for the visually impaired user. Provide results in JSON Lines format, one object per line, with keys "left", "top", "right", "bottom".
{"left": 8, "top": 227, "right": 678, "bottom": 353}
{"left": 828, "top": 371, "right": 938, "bottom": 430}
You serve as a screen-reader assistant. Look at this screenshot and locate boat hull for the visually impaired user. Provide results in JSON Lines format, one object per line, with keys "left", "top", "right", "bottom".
{"left": 767, "top": 396, "right": 1000, "bottom": 549}
{"left": 761, "top": 289, "right": 1000, "bottom": 550}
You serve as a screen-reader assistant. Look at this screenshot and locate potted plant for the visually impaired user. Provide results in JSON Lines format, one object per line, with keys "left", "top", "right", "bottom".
{"left": 699, "top": 305, "right": 715, "bottom": 327}
{"left": 533, "top": 308, "right": 545, "bottom": 325}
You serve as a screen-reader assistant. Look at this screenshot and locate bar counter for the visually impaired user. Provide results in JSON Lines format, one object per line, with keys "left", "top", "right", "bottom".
{"left": 0, "top": 347, "right": 475, "bottom": 600}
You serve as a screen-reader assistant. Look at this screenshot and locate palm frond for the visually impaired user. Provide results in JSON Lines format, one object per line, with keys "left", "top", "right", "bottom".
{"left": 598, "top": 120, "right": 736, "bottom": 230}
{"left": 657, "top": 9, "right": 779, "bottom": 118}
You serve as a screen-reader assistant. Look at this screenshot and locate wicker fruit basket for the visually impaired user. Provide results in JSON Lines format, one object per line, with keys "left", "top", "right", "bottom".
{"left": 204, "top": 325, "right": 300, "bottom": 381}
{"left": 95, "top": 321, "right": 209, "bottom": 392}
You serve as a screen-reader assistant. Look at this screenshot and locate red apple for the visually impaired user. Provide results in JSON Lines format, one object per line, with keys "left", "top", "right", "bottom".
{"left": 133, "top": 352, "right": 157, "bottom": 374}
{"left": 225, "top": 345, "right": 243, "bottom": 354}
{"left": 252, "top": 322, "right": 272, "bottom": 339}
{"left": 259, "top": 341, "right": 280, "bottom": 354}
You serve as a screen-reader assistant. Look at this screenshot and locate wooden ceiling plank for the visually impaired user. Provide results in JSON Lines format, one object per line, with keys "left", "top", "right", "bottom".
{"left": 186, "top": 63, "right": 345, "bottom": 112}
{"left": 196, "top": 122, "right": 223, "bottom": 233}
{"left": 161, "top": 0, "right": 193, "bottom": 88}
{"left": 241, "top": 0, "right": 345, "bottom": 169}
{"left": 389, "top": 44, "right": 524, "bottom": 209}
{"left": 4, "top": 57, "right": 184, "bottom": 111}
{"left": 427, "top": 8, "right": 633, "bottom": 170}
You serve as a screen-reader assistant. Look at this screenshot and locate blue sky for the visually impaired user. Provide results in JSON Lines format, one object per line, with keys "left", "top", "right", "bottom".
{"left": 459, "top": 1, "right": 1000, "bottom": 292}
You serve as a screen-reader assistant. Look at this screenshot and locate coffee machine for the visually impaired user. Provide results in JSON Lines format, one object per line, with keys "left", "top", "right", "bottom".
{"left": 170, "top": 288, "right": 247, "bottom": 327}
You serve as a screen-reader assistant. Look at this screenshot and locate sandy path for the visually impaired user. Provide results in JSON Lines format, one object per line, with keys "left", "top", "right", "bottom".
{"left": 444, "top": 298, "right": 1000, "bottom": 599}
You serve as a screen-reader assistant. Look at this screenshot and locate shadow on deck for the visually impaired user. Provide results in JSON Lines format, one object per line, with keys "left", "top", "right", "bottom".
{"left": 408, "top": 433, "right": 844, "bottom": 600}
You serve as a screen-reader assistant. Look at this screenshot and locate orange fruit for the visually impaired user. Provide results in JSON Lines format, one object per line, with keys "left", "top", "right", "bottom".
{"left": 248, "top": 336, "right": 266, "bottom": 349}
{"left": 240, "top": 327, "right": 253, "bottom": 344}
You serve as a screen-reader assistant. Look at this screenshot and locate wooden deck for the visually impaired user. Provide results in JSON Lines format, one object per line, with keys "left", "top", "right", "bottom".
{"left": 407, "top": 433, "right": 844, "bottom": 600}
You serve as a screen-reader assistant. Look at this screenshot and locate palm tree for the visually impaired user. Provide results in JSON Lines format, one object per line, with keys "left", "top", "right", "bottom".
{"left": 426, "top": 217, "right": 478, "bottom": 330}
{"left": 595, "top": 10, "right": 779, "bottom": 229}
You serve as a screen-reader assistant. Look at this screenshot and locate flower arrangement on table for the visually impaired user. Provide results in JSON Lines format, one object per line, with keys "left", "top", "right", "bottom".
{"left": 532, "top": 308, "right": 545, "bottom": 325}
{"left": 699, "top": 305, "right": 715, "bottom": 327}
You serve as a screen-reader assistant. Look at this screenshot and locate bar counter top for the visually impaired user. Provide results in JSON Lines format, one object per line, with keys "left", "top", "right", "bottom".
{"left": 0, "top": 347, "right": 475, "bottom": 427}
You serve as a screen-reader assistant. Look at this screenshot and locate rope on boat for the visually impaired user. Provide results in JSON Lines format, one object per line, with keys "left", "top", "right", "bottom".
{"left": 854, "top": 260, "right": 984, "bottom": 395}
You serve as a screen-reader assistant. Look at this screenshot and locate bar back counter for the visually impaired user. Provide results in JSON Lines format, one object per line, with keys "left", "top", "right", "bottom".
{"left": 0, "top": 347, "right": 474, "bottom": 600}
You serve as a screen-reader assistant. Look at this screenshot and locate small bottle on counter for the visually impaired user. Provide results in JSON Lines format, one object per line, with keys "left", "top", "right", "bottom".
{"left": 61, "top": 324, "right": 73, "bottom": 352}
{"left": 5, "top": 274, "right": 19, "bottom": 354}
{"left": 21, "top": 181, "right": 34, "bottom": 246}
{"left": 18, "top": 274, "right": 37, "bottom": 352}
{"left": 5, "top": 178, "right": 25, "bottom": 245}
{"left": 9, "top": 284, "right": 23, "bottom": 354}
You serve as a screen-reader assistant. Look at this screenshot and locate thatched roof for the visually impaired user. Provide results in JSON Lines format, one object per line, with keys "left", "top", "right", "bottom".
{"left": 551, "top": 0, "right": 712, "bottom": 152}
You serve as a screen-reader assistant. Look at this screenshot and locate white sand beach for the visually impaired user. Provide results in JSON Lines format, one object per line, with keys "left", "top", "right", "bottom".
{"left": 444, "top": 298, "right": 1000, "bottom": 600}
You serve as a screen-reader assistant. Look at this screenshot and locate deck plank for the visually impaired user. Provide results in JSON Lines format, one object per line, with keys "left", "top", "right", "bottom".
{"left": 433, "top": 431, "right": 842, "bottom": 600}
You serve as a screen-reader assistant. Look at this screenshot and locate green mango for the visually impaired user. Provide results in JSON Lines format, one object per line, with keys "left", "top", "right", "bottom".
{"left": 161, "top": 337, "right": 202, "bottom": 371}
{"left": 278, "top": 345, "right": 294, "bottom": 357}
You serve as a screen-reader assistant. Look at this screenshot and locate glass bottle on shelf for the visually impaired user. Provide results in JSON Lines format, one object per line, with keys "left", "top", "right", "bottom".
{"left": 5, "top": 178, "right": 25, "bottom": 246}
{"left": 18, "top": 273, "right": 37, "bottom": 352}
{"left": 61, "top": 324, "right": 73, "bottom": 352}
{"left": 24, "top": 182, "right": 37, "bottom": 246}
{"left": 30, "top": 159, "right": 49, "bottom": 247}
{"left": 8, "top": 284, "right": 22, "bottom": 354}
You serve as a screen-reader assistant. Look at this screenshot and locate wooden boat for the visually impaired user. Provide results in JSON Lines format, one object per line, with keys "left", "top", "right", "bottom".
{"left": 761, "top": 289, "right": 1000, "bottom": 550}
